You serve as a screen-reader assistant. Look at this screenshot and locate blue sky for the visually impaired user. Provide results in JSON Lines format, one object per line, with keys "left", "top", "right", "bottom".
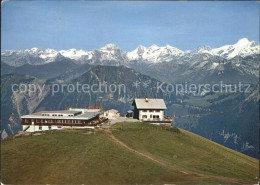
{"left": 1, "top": 1, "right": 259, "bottom": 51}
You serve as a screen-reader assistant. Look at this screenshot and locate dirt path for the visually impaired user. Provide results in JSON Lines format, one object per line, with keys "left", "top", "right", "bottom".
{"left": 101, "top": 128, "right": 254, "bottom": 184}
{"left": 102, "top": 129, "right": 190, "bottom": 175}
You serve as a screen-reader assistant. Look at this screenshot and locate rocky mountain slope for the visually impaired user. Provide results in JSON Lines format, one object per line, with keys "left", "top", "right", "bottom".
{"left": 1, "top": 59, "right": 92, "bottom": 81}
{"left": 1, "top": 65, "right": 259, "bottom": 158}
{"left": 143, "top": 53, "right": 259, "bottom": 84}
{"left": 1, "top": 74, "right": 50, "bottom": 138}
{"left": 1, "top": 66, "right": 176, "bottom": 138}
{"left": 170, "top": 88, "right": 259, "bottom": 158}
{"left": 2, "top": 38, "right": 259, "bottom": 84}
{"left": 34, "top": 65, "right": 176, "bottom": 113}
{"left": 1, "top": 38, "right": 259, "bottom": 158}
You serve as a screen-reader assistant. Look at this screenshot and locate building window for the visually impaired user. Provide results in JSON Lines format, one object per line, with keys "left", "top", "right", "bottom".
{"left": 48, "top": 126, "right": 51, "bottom": 130}
{"left": 149, "top": 110, "right": 154, "bottom": 112}
{"left": 39, "top": 126, "right": 42, "bottom": 130}
{"left": 24, "top": 119, "right": 29, "bottom": 123}
{"left": 142, "top": 115, "right": 147, "bottom": 119}
{"left": 142, "top": 110, "right": 147, "bottom": 112}
{"left": 153, "top": 115, "right": 159, "bottom": 118}
{"left": 155, "top": 110, "right": 160, "bottom": 112}
{"left": 36, "top": 119, "right": 40, "bottom": 123}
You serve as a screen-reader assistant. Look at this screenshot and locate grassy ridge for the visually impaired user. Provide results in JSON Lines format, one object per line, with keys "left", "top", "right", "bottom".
{"left": 111, "top": 122, "right": 259, "bottom": 183}
{"left": 1, "top": 122, "right": 259, "bottom": 184}
{"left": 0, "top": 129, "right": 209, "bottom": 184}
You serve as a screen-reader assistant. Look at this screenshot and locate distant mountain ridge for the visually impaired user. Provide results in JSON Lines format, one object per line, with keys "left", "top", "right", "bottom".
{"left": 1, "top": 59, "right": 92, "bottom": 81}
{"left": 1, "top": 65, "right": 259, "bottom": 158}
{"left": 2, "top": 38, "right": 259, "bottom": 84}
{"left": 1, "top": 39, "right": 259, "bottom": 158}
{"left": 2, "top": 38, "right": 259, "bottom": 67}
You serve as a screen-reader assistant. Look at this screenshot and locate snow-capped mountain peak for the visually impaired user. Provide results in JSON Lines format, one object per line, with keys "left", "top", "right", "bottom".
{"left": 149, "top": 44, "right": 159, "bottom": 50}
{"left": 135, "top": 45, "right": 147, "bottom": 55}
{"left": 236, "top": 38, "right": 250, "bottom": 45}
{"left": 1, "top": 38, "right": 259, "bottom": 67}
{"left": 195, "top": 45, "right": 213, "bottom": 55}
{"left": 30, "top": 47, "right": 41, "bottom": 52}
{"left": 39, "top": 48, "right": 59, "bottom": 60}
{"left": 212, "top": 38, "right": 259, "bottom": 59}
{"left": 137, "top": 45, "right": 147, "bottom": 50}
{"left": 100, "top": 43, "right": 121, "bottom": 51}
{"left": 162, "top": 45, "right": 184, "bottom": 55}
{"left": 45, "top": 48, "right": 57, "bottom": 53}
{"left": 59, "top": 49, "right": 90, "bottom": 60}
{"left": 24, "top": 47, "right": 42, "bottom": 54}
{"left": 126, "top": 44, "right": 184, "bottom": 63}
{"left": 126, "top": 45, "right": 147, "bottom": 61}
{"left": 197, "top": 45, "right": 212, "bottom": 51}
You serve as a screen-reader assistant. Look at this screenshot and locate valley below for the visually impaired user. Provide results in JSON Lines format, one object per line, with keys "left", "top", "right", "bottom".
{"left": 1, "top": 38, "right": 259, "bottom": 160}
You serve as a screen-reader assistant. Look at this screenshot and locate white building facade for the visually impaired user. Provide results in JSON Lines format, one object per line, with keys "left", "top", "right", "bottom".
{"left": 132, "top": 98, "right": 172, "bottom": 123}
{"left": 21, "top": 108, "right": 106, "bottom": 132}
{"left": 137, "top": 109, "right": 164, "bottom": 120}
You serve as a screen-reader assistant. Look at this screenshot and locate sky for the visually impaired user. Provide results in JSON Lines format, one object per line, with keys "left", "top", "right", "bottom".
{"left": 1, "top": 1, "right": 259, "bottom": 51}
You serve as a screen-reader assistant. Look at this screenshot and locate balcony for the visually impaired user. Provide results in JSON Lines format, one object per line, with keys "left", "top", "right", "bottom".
{"left": 141, "top": 116, "right": 173, "bottom": 123}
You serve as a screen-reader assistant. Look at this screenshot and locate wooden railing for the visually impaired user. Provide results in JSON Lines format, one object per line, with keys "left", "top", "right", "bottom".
{"left": 141, "top": 117, "right": 173, "bottom": 122}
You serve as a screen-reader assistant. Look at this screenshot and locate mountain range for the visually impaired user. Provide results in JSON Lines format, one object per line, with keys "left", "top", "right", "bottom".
{"left": 2, "top": 38, "right": 259, "bottom": 84}
{"left": 1, "top": 65, "right": 259, "bottom": 158}
{"left": 2, "top": 38, "right": 259, "bottom": 66}
{"left": 1, "top": 38, "right": 259, "bottom": 158}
